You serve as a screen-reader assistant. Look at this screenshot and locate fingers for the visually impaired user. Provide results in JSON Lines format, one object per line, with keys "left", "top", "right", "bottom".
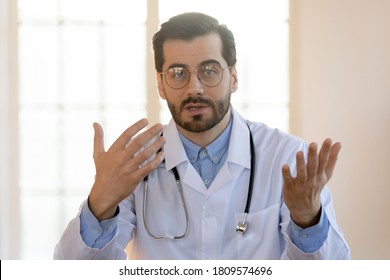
{"left": 110, "top": 118, "right": 150, "bottom": 152}
{"left": 282, "top": 164, "right": 294, "bottom": 188}
{"left": 317, "top": 138, "right": 342, "bottom": 180}
{"left": 93, "top": 122, "right": 105, "bottom": 162}
{"left": 93, "top": 119, "right": 165, "bottom": 171}
{"left": 111, "top": 120, "right": 165, "bottom": 178}
{"left": 317, "top": 138, "right": 332, "bottom": 175}
{"left": 298, "top": 138, "right": 341, "bottom": 183}
{"left": 135, "top": 150, "right": 165, "bottom": 179}
{"left": 325, "top": 141, "right": 342, "bottom": 180}
{"left": 306, "top": 143, "right": 318, "bottom": 179}
{"left": 129, "top": 135, "right": 166, "bottom": 168}
{"left": 295, "top": 151, "right": 308, "bottom": 184}
{"left": 286, "top": 138, "right": 341, "bottom": 183}
{"left": 125, "top": 123, "right": 164, "bottom": 156}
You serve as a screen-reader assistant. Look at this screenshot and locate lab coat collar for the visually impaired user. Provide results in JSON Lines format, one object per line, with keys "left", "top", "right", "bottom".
{"left": 163, "top": 119, "right": 189, "bottom": 171}
{"left": 226, "top": 108, "right": 251, "bottom": 169}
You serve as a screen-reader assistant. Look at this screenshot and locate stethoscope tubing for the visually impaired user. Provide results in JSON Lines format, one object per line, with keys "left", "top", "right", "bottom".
{"left": 142, "top": 123, "right": 254, "bottom": 239}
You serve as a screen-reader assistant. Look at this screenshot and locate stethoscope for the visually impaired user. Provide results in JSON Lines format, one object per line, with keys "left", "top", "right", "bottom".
{"left": 142, "top": 124, "right": 255, "bottom": 240}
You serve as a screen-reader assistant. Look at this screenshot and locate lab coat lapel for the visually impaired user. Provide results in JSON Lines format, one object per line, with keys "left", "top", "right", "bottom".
{"left": 226, "top": 108, "right": 251, "bottom": 170}
{"left": 208, "top": 108, "right": 251, "bottom": 193}
{"left": 163, "top": 119, "right": 207, "bottom": 195}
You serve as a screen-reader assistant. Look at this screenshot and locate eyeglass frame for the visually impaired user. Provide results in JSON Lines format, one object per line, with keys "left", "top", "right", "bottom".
{"left": 158, "top": 64, "right": 232, "bottom": 89}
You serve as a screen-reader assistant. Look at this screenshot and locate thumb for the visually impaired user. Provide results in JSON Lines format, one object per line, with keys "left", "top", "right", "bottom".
{"left": 93, "top": 122, "right": 105, "bottom": 162}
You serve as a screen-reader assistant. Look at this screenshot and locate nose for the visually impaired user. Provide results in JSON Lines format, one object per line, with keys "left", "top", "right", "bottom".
{"left": 186, "top": 71, "right": 205, "bottom": 96}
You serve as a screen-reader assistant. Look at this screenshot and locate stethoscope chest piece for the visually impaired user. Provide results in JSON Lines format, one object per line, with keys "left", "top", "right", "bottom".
{"left": 236, "top": 213, "right": 248, "bottom": 234}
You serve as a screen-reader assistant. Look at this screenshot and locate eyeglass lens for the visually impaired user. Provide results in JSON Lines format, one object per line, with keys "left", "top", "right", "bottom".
{"left": 164, "top": 65, "right": 227, "bottom": 89}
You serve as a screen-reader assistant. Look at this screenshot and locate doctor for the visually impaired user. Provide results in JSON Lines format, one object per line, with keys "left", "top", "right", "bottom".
{"left": 54, "top": 12, "right": 350, "bottom": 259}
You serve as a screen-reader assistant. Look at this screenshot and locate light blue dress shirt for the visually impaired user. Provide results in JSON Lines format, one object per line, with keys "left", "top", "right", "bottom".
{"left": 178, "top": 116, "right": 232, "bottom": 189}
{"left": 80, "top": 118, "right": 330, "bottom": 253}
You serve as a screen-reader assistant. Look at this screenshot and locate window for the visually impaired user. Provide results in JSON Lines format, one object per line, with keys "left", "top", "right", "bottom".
{"left": 18, "top": 0, "right": 148, "bottom": 259}
{"left": 1, "top": 0, "right": 289, "bottom": 259}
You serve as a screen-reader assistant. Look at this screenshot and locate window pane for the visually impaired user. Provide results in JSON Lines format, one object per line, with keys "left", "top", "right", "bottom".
{"left": 20, "top": 194, "right": 61, "bottom": 259}
{"left": 19, "top": 109, "right": 60, "bottom": 190}
{"left": 62, "top": 110, "right": 99, "bottom": 191}
{"left": 62, "top": 24, "right": 101, "bottom": 107}
{"left": 60, "top": 0, "right": 103, "bottom": 22}
{"left": 18, "top": 0, "right": 59, "bottom": 21}
{"left": 100, "top": 0, "right": 147, "bottom": 24}
{"left": 19, "top": 25, "right": 60, "bottom": 106}
{"left": 103, "top": 25, "right": 146, "bottom": 106}
{"left": 60, "top": 0, "right": 147, "bottom": 23}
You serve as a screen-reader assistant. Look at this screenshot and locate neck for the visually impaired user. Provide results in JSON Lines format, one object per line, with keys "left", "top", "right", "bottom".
{"left": 177, "top": 108, "right": 231, "bottom": 148}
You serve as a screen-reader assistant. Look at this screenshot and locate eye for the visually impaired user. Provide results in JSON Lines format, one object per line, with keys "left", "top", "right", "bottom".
{"left": 168, "top": 67, "right": 187, "bottom": 79}
{"left": 201, "top": 65, "right": 219, "bottom": 77}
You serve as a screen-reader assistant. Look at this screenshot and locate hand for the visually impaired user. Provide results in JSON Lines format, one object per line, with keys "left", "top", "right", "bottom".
{"left": 88, "top": 119, "right": 166, "bottom": 220}
{"left": 281, "top": 138, "right": 342, "bottom": 228}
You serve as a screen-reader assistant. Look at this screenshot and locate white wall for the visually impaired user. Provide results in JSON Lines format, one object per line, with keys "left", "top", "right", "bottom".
{"left": 290, "top": 0, "right": 390, "bottom": 259}
{"left": 0, "top": 0, "right": 20, "bottom": 259}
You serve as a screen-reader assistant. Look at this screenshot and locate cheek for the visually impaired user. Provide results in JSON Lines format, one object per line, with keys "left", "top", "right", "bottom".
{"left": 163, "top": 91, "right": 182, "bottom": 107}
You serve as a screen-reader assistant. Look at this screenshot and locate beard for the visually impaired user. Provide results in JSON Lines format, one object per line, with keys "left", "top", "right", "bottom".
{"left": 166, "top": 92, "right": 232, "bottom": 133}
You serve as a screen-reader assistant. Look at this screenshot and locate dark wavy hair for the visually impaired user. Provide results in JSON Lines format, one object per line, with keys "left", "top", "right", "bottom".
{"left": 152, "top": 12, "right": 237, "bottom": 72}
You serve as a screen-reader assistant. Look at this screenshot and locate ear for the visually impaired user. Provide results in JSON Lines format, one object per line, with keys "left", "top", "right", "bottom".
{"left": 156, "top": 73, "right": 167, "bottom": 100}
{"left": 230, "top": 65, "right": 238, "bottom": 93}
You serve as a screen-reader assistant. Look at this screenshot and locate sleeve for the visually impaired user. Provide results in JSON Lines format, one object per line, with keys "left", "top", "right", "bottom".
{"left": 289, "top": 206, "right": 330, "bottom": 253}
{"left": 280, "top": 186, "right": 351, "bottom": 259}
{"left": 53, "top": 196, "right": 136, "bottom": 260}
{"left": 79, "top": 201, "right": 119, "bottom": 249}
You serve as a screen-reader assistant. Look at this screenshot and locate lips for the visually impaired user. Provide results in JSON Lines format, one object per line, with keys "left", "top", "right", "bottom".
{"left": 181, "top": 102, "right": 210, "bottom": 117}
{"left": 184, "top": 103, "right": 209, "bottom": 111}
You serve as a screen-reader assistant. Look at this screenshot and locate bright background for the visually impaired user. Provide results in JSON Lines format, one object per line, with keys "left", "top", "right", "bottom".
{"left": 1, "top": 0, "right": 289, "bottom": 259}
{"left": 1, "top": 0, "right": 390, "bottom": 260}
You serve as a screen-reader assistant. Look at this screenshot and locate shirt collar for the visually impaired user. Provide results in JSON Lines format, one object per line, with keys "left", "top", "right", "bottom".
{"left": 163, "top": 106, "right": 251, "bottom": 171}
{"left": 178, "top": 115, "right": 233, "bottom": 164}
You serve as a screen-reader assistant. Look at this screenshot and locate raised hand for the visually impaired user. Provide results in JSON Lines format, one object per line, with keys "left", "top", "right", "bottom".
{"left": 281, "top": 138, "right": 342, "bottom": 228}
{"left": 88, "top": 119, "right": 166, "bottom": 220}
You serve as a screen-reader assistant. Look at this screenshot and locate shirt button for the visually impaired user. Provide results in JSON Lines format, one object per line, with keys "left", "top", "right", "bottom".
{"left": 204, "top": 179, "right": 210, "bottom": 185}
{"left": 213, "top": 156, "right": 219, "bottom": 162}
{"left": 201, "top": 150, "right": 208, "bottom": 157}
{"left": 301, "top": 234, "right": 308, "bottom": 238}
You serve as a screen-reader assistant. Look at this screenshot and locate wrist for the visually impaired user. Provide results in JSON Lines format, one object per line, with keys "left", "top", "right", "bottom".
{"left": 291, "top": 207, "right": 322, "bottom": 228}
{"left": 88, "top": 188, "right": 118, "bottom": 221}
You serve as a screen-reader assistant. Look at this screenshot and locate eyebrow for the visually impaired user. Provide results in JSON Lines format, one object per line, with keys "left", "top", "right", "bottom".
{"left": 166, "top": 59, "right": 223, "bottom": 70}
{"left": 199, "top": 59, "right": 222, "bottom": 67}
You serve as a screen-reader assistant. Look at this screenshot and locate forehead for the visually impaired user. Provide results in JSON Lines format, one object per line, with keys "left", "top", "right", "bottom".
{"left": 162, "top": 33, "right": 225, "bottom": 68}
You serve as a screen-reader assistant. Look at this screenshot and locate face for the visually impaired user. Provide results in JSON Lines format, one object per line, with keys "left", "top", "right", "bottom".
{"left": 157, "top": 33, "right": 238, "bottom": 134}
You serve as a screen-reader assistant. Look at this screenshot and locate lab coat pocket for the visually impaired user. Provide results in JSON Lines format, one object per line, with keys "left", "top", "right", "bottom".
{"left": 235, "top": 203, "right": 282, "bottom": 259}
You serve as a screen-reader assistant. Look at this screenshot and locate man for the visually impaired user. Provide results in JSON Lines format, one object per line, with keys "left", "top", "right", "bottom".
{"left": 54, "top": 12, "right": 350, "bottom": 259}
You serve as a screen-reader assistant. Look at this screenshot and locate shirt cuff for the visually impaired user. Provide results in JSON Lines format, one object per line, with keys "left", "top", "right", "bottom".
{"left": 289, "top": 207, "right": 330, "bottom": 253}
{"left": 79, "top": 200, "right": 119, "bottom": 249}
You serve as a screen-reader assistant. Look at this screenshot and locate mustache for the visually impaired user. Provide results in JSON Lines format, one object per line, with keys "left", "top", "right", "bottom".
{"left": 180, "top": 97, "right": 212, "bottom": 110}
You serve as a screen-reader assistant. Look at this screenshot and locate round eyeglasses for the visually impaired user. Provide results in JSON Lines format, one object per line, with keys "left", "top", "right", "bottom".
{"left": 159, "top": 64, "right": 231, "bottom": 89}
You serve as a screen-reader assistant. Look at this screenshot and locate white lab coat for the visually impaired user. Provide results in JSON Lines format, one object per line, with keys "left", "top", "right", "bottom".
{"left": 54, "top": 108, "right": 350, "bottom": 260}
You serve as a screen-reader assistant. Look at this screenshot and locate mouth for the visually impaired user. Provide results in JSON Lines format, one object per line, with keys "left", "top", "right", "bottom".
{"left": 183, "top": 102, "right": 210, "bottom": 115}
{"left": 185, "top": 103, "right": 208, "bottom": 110}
